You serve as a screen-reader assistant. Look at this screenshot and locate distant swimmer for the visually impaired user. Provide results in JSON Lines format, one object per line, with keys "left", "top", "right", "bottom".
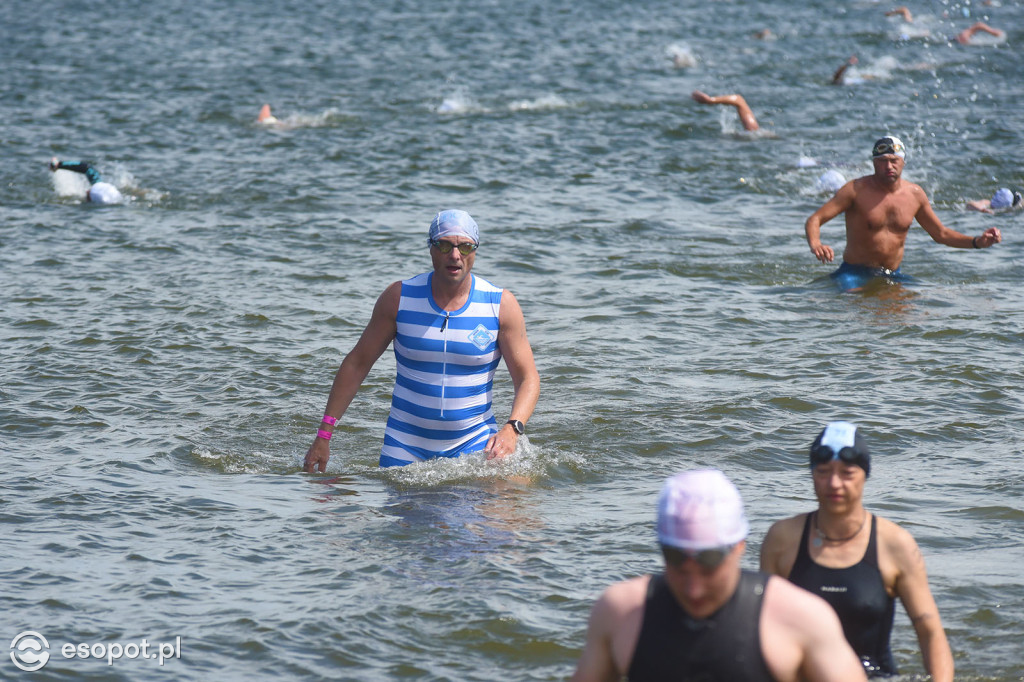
{"left": 832, "top": 56, "right": 867, "bottom": 85}
{"left": 570, "top": 469, "right": 867, "bottom": 682}
{"left": 48, "top": 157, "right": 123, "bottom": 205}
{"left": 667, "top": 44, "right": 697, "bottom": 69}
{"left": 954, "top": 21, "right": 1005, "bottom": 44}
{"left": 753, "top": 28, "right": 775, "bottom": 40}
{"left": 967, "top": 187, "right": 1023, "bottom": 214}
{"left": 256, "top": 103, "right": 279, "bottom": 125}
{"left": 884, "top": 6, "right": 913, "bottom": 22}
{"left": 691, "top": 90, "right": 758, "bottom": 132}
{"left": 817, "top": 169, "right": 847, "bottom": 194}
{"left": 804, "top": 135, "right": 1001, "bottom": 291}
{"left": 303, "top": 210, "right": 539, "bottom": 472}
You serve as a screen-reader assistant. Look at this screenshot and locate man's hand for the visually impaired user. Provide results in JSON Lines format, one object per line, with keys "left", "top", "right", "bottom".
{"left": 49, "top": 157, "right": 60, "bottom": 172}
{"left": 484, "top": 424, "right": 519, "bottom": 460}
{"left": 811, "top": 242, "right": 835, "bottom": 263}
{"left": 304, "top": 439, "right": 330, "bottom": 473}
{"left": 976, "top": 227, "right": 1002, "bottom": 248}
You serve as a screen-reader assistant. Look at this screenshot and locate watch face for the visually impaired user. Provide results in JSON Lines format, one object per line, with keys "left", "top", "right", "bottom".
{"left": 508, "top": 419, "right": 525, "bottom": 435}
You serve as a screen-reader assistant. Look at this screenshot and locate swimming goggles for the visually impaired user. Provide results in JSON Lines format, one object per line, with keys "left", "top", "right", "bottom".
{"left": 429, "top": 239, "right": 478, "bottom": 256}
{"left": 809, "top": 443, "right": 869, "bottom": 470}
{"left": 872, "top": 139, "right": 905, "bottom": 158}
{"left": 660, "top": 543, "right": 735, "bottom": 570}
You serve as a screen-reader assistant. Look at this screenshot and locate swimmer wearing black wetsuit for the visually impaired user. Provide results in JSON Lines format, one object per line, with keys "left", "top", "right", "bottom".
{"left": 789, "top": 514, "right": 897, "bottom": 676}
{"left": 49, "top": 159, "right": 102, "bottom": 184}
{"left": 628, "top": 570, "right": 774, "bottom": 681}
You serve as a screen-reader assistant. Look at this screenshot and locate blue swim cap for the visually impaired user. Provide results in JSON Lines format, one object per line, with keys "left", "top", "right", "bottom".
{"left": 428, "top": 209, "right": 480, "bottom": 244}
{"left": 990, "top": 188, "right": 1014, "bottom": 210}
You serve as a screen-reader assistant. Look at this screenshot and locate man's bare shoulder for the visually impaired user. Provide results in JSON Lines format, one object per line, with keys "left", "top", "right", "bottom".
{"left": 597, "top": 575, "right": 650, "bottom": 612}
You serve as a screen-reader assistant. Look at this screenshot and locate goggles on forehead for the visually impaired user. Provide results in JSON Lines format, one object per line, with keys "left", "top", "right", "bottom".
{"left": 872, "top": 138, "right": 905, "bottom": 158}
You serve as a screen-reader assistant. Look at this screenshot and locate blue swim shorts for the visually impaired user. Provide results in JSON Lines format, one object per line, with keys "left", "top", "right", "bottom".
{"left": 830, "top": 261, "right": 912, "bottom": 292}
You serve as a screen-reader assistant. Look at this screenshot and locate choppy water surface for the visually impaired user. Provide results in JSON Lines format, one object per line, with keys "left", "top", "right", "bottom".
{"left": 2, "top": 0, "right": 1022, "bottom": 679}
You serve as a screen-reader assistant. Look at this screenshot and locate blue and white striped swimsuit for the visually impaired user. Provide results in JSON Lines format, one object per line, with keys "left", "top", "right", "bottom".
{"left": 380, "top": 272, "right": 503, "bottom": 467}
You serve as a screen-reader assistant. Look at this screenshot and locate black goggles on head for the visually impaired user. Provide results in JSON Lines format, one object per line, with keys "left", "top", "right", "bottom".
{"left": 872, "top": 140, "right": 897, "bottom": 157}
{"left": 809, "top": 443, "right": 869, "bottom": 472}
{"left": 661, "top": 544, "right": 735, "bottom": 570}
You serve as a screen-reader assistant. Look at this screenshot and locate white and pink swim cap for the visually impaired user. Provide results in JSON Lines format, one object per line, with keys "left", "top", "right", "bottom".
{"left": 657, "top": 469, "right": 749, "bottom": 551}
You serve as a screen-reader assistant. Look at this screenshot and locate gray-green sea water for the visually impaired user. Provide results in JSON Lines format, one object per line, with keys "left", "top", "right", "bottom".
{"left": 2, "top": 0, "right": 1022, "bottom": 679}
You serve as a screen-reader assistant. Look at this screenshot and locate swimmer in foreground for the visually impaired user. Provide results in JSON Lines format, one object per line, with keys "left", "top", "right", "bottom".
{"left": 954, "top": 21, "right": 1004, "bottom": 44}
{"left": 571, "top": 469, "right": 866, "bottom": 682}
{"left": 303, "top": 209, "right": 539, "bottom": 472}
{"left": 691, "top": 90, "right": 759, "bottom": 132}
{"left": 48, "top": 158, "right": 123, "bottom": 205}
{"left": 761, "top": 422, "right": 955, "bottom": 680}
{"left": 967, "top": 188, "right": 1023, "bottom": 214}
{"left": 804, "top": 135, "right": 1001, "bottom": 291}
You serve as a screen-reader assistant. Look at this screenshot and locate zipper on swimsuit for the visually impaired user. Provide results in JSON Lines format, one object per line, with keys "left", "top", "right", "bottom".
{"left": 440, "top": 312, "right": 449, "bottom": 417}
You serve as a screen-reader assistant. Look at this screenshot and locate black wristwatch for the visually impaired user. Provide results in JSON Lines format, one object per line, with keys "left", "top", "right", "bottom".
{"left": 506, "top": 419, "right": 525, "bottom": 435}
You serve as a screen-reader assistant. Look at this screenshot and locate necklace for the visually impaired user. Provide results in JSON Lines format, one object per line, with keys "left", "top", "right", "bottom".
{"left": 812, "top": 511, "right": 867, "bottom": 548}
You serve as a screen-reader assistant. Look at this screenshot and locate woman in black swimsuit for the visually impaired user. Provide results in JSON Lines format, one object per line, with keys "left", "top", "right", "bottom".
{"left": 759, "top": 422, "right": 954, "bottom": 680}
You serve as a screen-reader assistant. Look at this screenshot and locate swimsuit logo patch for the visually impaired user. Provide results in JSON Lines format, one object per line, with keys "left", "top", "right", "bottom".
{"left": 468, "top": 324, "right": 495, "bottom": 350}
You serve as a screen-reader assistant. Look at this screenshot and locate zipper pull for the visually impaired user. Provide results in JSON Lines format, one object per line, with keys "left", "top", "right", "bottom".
{"left": 440, "top": 313, "right": 449, "bottom": 332}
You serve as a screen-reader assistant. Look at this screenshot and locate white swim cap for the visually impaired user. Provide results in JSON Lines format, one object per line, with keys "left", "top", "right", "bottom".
{"left": 428, "top": 209, "right": 480, "bottom": 244}
{"left": 88, "top": 182, "right": 123, "bottom": 205}
{"left": 817, "top": 169, "right": 846, "bottom": 193}
{"left": 872, "top": 135, "right": 906, "bottom": 160}
{"left": 657, "top": 469, "right": 749, "bottom": 551}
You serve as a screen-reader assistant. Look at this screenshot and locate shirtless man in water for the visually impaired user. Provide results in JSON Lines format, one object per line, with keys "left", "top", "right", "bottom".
{"left": 804, "top": 135, "right": 1001, "bottom": 291}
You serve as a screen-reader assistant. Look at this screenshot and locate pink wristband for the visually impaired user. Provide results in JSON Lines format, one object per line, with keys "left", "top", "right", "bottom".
{"left": 316, "top": 429, "right": 332, "bottom": 441}
{"left": 321, "top": 414, "right": 337, "bottom": 426}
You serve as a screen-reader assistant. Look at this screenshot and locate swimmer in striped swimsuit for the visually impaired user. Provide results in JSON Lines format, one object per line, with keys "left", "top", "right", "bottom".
{"left": 303, "top": 209, "right": 539, "bottom": 472}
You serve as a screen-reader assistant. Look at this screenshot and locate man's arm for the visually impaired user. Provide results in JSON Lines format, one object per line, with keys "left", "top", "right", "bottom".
{"left": 570, "top": 594, "right": 621, "bottom": 682}
{"left": 485, "top": 289, "right": 539, "bottom": 460}
{"left": 914, "top": 191, "right": 1002, "bottom": 249}
{"left": 805, "top": 183, "right": 855, "bottom": 263}
{"left": 571, "top": 579, "right": 646, "bottom": 682}
{"left": 888, "top": 525, "right": 955, "bottom": 682}
{"left": 302, "top": 282, "right": 401, "bottom": 473}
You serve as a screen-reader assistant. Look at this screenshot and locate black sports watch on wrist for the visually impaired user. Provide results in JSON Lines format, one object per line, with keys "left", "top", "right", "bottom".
{"left": 506, "top": 419, "right": 525, "bottom": 435}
